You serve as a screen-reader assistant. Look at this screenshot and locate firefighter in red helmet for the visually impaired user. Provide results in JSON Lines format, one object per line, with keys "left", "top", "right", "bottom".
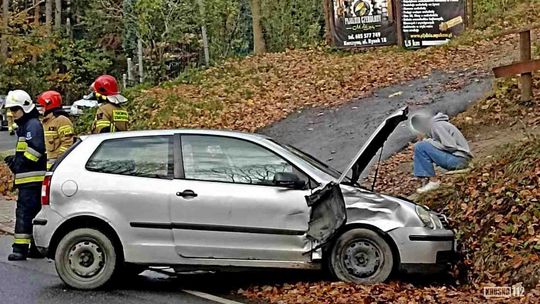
{"left": 90, "top": 75, "right": 129, "bottom": 134}
{"left": 37, "top": 91, "right": 75, "bottom": 170}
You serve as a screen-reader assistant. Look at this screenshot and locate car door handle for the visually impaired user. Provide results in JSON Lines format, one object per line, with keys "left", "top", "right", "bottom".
{"left": 176, "top": 190, "right": 198, "bottom": 198}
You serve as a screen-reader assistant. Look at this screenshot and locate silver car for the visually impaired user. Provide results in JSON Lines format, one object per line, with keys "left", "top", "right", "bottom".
{"left": 33, "top": 107, "right": 456, "bottom": 290}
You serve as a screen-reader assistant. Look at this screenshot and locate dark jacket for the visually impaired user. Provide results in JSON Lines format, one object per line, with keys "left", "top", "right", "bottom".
{"left": 10, "top": 109, "right": 47, "bottom": 188}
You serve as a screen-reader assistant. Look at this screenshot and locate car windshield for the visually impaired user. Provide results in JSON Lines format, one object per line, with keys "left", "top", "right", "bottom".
{"left": 270, "top": 140, "right": 344, "bottom": 180}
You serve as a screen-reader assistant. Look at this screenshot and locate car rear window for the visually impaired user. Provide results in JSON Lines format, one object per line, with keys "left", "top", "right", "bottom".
{"left": 50, "top": 138, "right": 83, "bottom": 172}
{"left": 86, "top": 136, "right": 173, "bottom": 179}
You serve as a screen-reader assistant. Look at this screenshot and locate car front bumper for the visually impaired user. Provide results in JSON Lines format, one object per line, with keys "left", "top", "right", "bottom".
{"left": 387, "top": 227, "right": 456, "bottom": 274}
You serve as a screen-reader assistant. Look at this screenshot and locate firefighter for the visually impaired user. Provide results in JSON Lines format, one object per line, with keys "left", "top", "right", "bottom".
{"left": 7, "top": 110, "right": 17, "bottom": 135}
{"left": 3, "top": 90, "right": 46, "bottom": 261}
{"left": 90, "top": 75, "right": 129, "bottom": 134}
{"left": 37, "top": 91, "right": 75, "bottom": 170}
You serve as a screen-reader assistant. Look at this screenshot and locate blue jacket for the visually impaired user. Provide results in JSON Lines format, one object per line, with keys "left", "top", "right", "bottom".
{"left": 12, "top": 111, "right": 47, "bottom": 187}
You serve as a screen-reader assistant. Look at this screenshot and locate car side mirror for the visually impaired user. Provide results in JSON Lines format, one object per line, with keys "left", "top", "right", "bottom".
{"left": 274, "top": 172, "right": 306, "bottom": 189}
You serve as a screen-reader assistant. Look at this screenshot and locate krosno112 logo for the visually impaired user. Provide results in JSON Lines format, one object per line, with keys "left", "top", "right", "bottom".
{"left": 483, "top": 285, "right": 525, "bottom": 298}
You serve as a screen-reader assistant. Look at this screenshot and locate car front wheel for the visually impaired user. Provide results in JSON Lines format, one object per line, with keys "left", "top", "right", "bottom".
{"left": 329, "top": 228, "right": 394, "bottom": 284}
{"left": 55, "top": 228, "right": 118, "bottom": 290}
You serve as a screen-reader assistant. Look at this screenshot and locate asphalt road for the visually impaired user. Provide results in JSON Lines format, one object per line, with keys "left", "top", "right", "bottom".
{"left": 0, "top": 129, "right": 16, "bottom": 152}
{"left": 0, "top": 236, "right": 241, "bottom": 304}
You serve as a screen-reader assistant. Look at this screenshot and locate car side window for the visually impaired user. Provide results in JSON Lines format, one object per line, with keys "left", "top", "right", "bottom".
{"left": 86, "top": 136, "right": 173, "bottom": 179}
{"left": 181, "top": 135, "right": 308, "bottom": 186}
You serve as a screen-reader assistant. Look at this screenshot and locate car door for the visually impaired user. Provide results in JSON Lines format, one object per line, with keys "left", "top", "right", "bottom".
{"left": 83, "top": 135, "right": 176, "bottom": 260}
{"left": 170, "top": 134, "right": 312, "bottom": 261}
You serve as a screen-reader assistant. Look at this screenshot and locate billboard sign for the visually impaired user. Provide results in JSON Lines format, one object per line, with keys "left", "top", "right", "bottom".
{"left": 331, "top": 0, "right": 397, "bottom": 47}
{"left": 401, "top": 0, "right": 466, "bottom": 49}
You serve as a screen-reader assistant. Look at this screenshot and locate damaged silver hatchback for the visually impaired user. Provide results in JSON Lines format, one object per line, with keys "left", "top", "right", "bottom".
{"left": 33, "top": 106, "right": 456, "bottom": 290}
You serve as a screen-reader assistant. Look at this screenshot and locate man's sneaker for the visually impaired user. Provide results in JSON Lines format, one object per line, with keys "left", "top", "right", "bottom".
{"left": 416, "top": 181, "right": 441, "bottom": 194}
{"left": 8, "top": 252, "right": 27, "bottom": 261}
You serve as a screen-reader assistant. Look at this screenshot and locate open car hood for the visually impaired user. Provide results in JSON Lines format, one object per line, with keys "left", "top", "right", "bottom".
{"left": 338, "top": 106, "right": 409, "bottom": 185}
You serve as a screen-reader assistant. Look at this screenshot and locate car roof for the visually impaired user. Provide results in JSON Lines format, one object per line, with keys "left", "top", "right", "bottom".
{"left": 81, "top": 129, "right": 271, "bottom": 142}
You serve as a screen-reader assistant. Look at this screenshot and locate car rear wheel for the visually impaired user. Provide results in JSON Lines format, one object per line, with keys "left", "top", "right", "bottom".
{"left": 329, "top": 228, "right": 393, "bottom": 284}
{"left": 55, "top": 228, "right": 118, "bottom": 290}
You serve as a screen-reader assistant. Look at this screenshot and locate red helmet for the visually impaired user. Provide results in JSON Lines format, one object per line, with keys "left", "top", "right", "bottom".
{"left": 37, "top": 90, "right": 63, "bottom": 112}
{"left": 91, "top": 75, "right": 120, "bottom": 96}
{"left": 91, "top": 75, "right": 126, "bottom": 104}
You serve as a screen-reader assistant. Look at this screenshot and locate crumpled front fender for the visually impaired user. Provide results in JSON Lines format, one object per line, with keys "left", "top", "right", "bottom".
{"left": 341, "top": 185, "right": 424, "bottom": 232}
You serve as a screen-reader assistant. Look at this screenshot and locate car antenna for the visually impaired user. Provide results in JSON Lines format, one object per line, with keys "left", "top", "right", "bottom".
{"left": 371, "top": 142, "right": 385, "bottom": 192}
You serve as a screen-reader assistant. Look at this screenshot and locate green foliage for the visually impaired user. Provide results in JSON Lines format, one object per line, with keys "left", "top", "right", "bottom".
{"left": 260, "top": 0, "right": 324, "bottom": 52}
{"left": 204, "top": 0, "right": 253, "bottom": 58}
{"left": 41, "top": 39, "right": 114, "bottom": 101}
{"left": 473, "top": 0, "right": 526, "bottom": 29}
{"left": 73, "top": 107, "right": 97, "bottom": 135}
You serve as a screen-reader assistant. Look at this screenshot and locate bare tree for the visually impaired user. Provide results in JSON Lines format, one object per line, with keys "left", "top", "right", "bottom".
{"left": 250, "top": 0, "right": 265, "bottom": 54}
{"left": 1, "top": 0, "right": 8, "bottom": 60}
{"left": 54, "top": 0, "right": 61, "bottom": 30}
{"left": 45, "top": 0, "right": 52, "bottom": 31}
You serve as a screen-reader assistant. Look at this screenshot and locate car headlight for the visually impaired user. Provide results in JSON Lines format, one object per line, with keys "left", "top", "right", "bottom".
{"left": 415, "top": 205, "right": 434, "bottom": 229}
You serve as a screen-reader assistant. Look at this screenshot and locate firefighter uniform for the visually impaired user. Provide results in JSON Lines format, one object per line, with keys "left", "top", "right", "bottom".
{"left": 43, "top": 111, "right": 74, "bottom": 169}
{"left": 8, "top": 115, "right": 46, "bottom": 258}
{"left": 91, "top": 101, "right": 129, "bottom": 133}
{"left": 89, "top": 75, "right": 129, "bottom": 134}
{"left": 4, "top": 90, "right": 46, "bottom": 260}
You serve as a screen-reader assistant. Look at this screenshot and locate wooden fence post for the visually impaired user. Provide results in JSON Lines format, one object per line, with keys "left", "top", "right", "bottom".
{"left": 127, "top": 57, "right": 134, "bottom": 84}
{"left": 467, "top": 0, "right": 473, "bottom": 28}
{"left": 137, "top": 39, "right": 144, "bottom": 83}
{"left": 519, "top": 30, "right": 532, "bottom": 102}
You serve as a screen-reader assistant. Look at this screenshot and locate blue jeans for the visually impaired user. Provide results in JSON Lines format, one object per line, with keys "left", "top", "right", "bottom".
{"left": 413, "top": 141, "right": 469, "bottom": 177}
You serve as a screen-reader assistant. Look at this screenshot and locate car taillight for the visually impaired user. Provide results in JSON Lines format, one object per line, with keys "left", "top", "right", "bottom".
{"left": 41, "top": 175, "right": 52, "bottom": 205}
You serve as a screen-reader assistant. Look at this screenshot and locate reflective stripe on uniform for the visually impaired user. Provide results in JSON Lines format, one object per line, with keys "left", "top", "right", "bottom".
{"left": 15, "top": 176, "right": 45, "bottom": 185}
{"left": 13, "top": 233, "right": 32, "bottom": 245}
{"left": 14, "top": 233, "right": 32, "bottom": 239}
{"left": 44, "top": 131, "right": 58, "bottom": 137}
{"left": 14, "top": 171, "right": 46, "bottom": 185}
{"left": 58, "top": 146, "right": 68, "bottom": 153}
{"left": 112, "top": 110, "right": 129, "bottom": 122}
{"left": 14, "top": 238, "right": 31, "bottom": 245}
{"left": 58, "top": 125, "right": 74, "bottom": 135}
{"left": 96, "top": 121, "right": 111, "bottom": 127}
{"left": 23, "top": 147, "right": 42, "bottom": 162}
{"left": 47, "top": 162, "right": 53, "bottom": 170}
{"left": 16, "top": 141, "right": 28, "bottom": 152}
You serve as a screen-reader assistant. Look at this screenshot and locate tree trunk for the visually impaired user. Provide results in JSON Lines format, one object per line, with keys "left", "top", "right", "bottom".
{"left": 32, "top": 0, "right": 40, "bottom": 63}
{"left": 45, "top": 0, "right": 52, "bottom": 32}
{"left": 250, "top": 0, "right": 265, "bottom": 54}
{"left": 1, "top": 0, "right": 7, "bottom": 61}
{"left": 54, "top": 0, "right": 61, "bottom": 30}
{"left": 323, "top": 0, "right": 334, "bottom": 46}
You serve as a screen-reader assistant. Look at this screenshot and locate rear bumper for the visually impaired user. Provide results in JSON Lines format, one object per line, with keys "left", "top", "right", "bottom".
{"left": 388, "top": 227, "right": 456, "bottom": 273}
{"left": 32, "top": 207, "right": 64, "bottom": 257}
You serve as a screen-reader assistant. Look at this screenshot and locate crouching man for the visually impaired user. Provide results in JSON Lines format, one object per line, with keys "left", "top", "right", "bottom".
{"left": 411, "top": 112, "right": 473, "bottom": 193}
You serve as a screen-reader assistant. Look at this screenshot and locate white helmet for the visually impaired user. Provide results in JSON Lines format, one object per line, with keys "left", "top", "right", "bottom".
{"left": 5, "top": 90, "right": 35, "bottom": 113}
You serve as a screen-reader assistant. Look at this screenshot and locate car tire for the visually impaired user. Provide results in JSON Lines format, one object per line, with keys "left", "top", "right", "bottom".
{"left": 55, "top": 228, "right": 118, "bottom": 290}
{"left": 329, "top": 228, "right": 393, "bottom": 284}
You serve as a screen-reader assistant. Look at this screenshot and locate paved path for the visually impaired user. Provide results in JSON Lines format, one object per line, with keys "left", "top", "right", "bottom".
{"left": 0, "top": 129, "right": 16, "bottom": 152}
{"left": 262, "top": 69, "right": 492, "bottom": 174}
{"left": 0, "top": 199, "right": 15, "bottom": 234}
